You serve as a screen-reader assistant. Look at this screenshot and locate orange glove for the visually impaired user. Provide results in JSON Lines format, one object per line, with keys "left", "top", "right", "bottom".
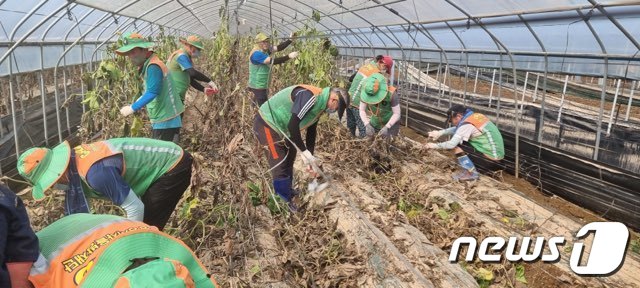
{"left": 7, "top": 262, "right": 34, "bottom": 288}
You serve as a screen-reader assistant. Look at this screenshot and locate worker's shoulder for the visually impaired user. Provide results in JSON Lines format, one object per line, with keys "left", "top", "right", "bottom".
{"left": 0, "top": 184, "right": 18, "bottom": 209}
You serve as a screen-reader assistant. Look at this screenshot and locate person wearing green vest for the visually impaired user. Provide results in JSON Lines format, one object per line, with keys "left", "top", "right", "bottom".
{"left": 253, "top": 85, "right": 348, "bottom": 211}
{"left": 115, "top": 32, "right": 185, "bottom": 144}
{"left": 248, "top": 32, "right": 299, "bottom": 107}
{"left": 167, "top": 35, "right": 219, "bottom": 106}
{"left": 29, "top": 213, "right": 218, "bottom": 287}
{"left": 423, "top": 104, "right": 505, "bottom": 181}
{"left": 17, "top": 137, "right": 193, "bottom": 231}
{"left": 347, "top": 55, "right": 393, "bottom": 137}
{"left": 358, "top": 73, "right": 402, "bottom": 138}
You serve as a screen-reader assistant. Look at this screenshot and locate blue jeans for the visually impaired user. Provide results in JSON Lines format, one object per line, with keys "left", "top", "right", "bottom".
{"left": 346, "top": 107, "right": 366, "bottom": 138}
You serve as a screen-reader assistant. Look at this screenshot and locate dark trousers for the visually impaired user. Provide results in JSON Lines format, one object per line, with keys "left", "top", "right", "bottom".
{"left": 253, "top": 114, "right": 296, "bottom": 180}
{"left": 152, "top": 128, "right": 180, "bottom": 144}
{"left": 346, "top": 107, "right": 366, "bottom": 138}
{"left": 142, "top": 151, "right": 193, "bottom": 230}
{"left": 250, "top": 88, "right": 268, "bottom": 108}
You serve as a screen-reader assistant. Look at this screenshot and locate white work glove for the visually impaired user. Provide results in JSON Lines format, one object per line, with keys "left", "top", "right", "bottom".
{"left": 365, "top": 123, "right": 376, "bottom": 137}
{"left": 428, "top": 130, "right": 443, "bottom": 140}
{"left": 300, "top": 150, "right": 317, "bottom": 167}
{"left": 208, "top": 81, "right": 219, "bottom": 92}
{"left": 288, "top": 51, "right": 299, "bottom": 59}
{"left": 121, "top": 189, "right": 144, "bottom": 221}
{"left": 378, "top": 126, "right": 390, "bottom": 137}
{"left": 120, "top": 105, "right": 134, "bottom": 117}
{"left": 423, "top": 143, "right": 439, "bottom": 149}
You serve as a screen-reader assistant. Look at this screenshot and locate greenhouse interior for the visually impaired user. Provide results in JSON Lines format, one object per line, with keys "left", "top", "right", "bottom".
{"left": 1, "top": 0, "right": 639, "bottom": 287}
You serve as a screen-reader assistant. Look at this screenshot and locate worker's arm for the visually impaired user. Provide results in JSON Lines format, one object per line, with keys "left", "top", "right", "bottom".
{"left": 384, "top": 94, "right": 401, "bottom": 128}
{"left": 131, "top": 64, "right": 163, "bottom": 111}
{"left": 288, "top": 88, "right": 316, "bottom": 152}
{"left": 189, "top": 78, "right": 206, "bottom": 92}
{"left": 85, "top": 155, "right": 144, "bottom": 221}
{"left": 432, "top": 124, "right": 477, "bottom": 150}
{"left": 251, "top": 50, "right": 291, "bottom": 66}
{"left": 272, "top": 39, "right": 292, "bottom": 52}
{"left": 359, "top": 102, "right": 371, "bottom": 126}
{"left": 306, "top": 122, "right": 317, "bottom": 154}
{"left": 177, "top": 53, "right": 212, "bottom": 91}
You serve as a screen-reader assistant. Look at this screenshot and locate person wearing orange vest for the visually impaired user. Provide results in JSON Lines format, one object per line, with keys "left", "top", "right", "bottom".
{"left": 115, "top": 32, "right": 185, "bottom": 144}
{"left": 0, "top": 184, "right": 39, "bottom": 288}
{"left": 17, "top": 137, "right": 192, "bottom": 231}
{"left": 29, "top": 213, "right": 218, "bottom": 288}
{"left": 423, "top": 105, "right": 505, "bottom": 181}
{"left": 346, "top": 55, "right": 393, "bottom": 137}
{"left": 253, "top": 85, "right": 348, "bottom": 211}
{"left": 358, "top": 73, "right": 401, "bottom": 138}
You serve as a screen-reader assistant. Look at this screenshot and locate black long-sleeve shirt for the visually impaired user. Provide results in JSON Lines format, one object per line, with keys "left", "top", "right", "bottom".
{"left": 186, "top": 68, "right": 212, "bottom": 92}
{"left": 287, "top": 87, "right": 318, "bottom": 153}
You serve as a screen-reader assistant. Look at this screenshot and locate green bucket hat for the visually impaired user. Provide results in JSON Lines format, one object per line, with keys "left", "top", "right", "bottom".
{"left": 180, "top": 35, "right": 204, "bottom": 50}
{"left": 33, "top": 214, "right": 218, "bottom": 287}
{"left": 115, "top": 258, "right": 197, "bottom": 287}
{"left": 17, "top": 141, "right": 71, "bottom": 200}
{"left": 115, "top": 32, "right": 155, "bottom": 56}
{"left": 360, "top": 73, "right": 389, "bottom": 105}
{"left": 84, "top": 231, "right": 217, "bottom": 287}
{"left": 255, "top": 32, "right": 269, "bottom": 43}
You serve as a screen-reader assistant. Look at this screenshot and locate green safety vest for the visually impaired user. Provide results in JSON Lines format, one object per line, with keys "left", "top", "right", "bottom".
{"left": 167, "top": 49, "right": 191, "bottom": 103}
{"left": 248, "top": 48, "right": 271, "bottom": 89}
{"left": 72, "top": 138, "right": 184, "bottom": 199}
{"left": 364, "top": 87, "right": 397, "bottom": 129}
{"left": 348, "top": 62, "right": 380, "bottom": 108}
{"left": 459, "top": 112, "right": 505, "bottom": 160}
{"left": 141, "top": 54, "right": 184, "bottom": 123}
{"left": 258, "top": 85, "right": 330, "bottom": 137}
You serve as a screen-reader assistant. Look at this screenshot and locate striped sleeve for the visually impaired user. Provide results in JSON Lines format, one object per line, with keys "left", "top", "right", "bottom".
{"left": 291, "top": 87, "right": 317, "bottom": 120}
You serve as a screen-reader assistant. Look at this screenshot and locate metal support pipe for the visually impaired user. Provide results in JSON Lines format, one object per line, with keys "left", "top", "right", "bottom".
{"left": 575, "top": 8, "right": 609, "bottom": 161}
{"left": 418, "top": 51, "right": 423, "bottom": 101}
{"left": 606, "top": 79, "right": 622, "bottom": 134}
{"left": 8, "top": 55, "right": 20, "bottom": 158}
{"left": 40, "top": 45, "right": 48, "bottom": 146}
{"left": 533, "top": 74, "right": 540, "bottom": 102}
{"left": 424, "top": 62, "right": 430, "bottom": 93}
{"left": 473, "top": 69, "right": 479, "bottom": 93}
{"left": 625, "top": 81, "right": 636, "bottom": 121}
{"left": 557, "top": 75, "right": 570, "bottom": 123}
{"left": 520, "top": 71, "right": 529, "bottom": 113}
{"left": 489, "top": 69, "right": 496, "bottom": 107}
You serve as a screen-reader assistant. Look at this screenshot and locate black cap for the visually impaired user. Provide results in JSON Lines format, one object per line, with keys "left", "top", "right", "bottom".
{"left": 446, "top": 104, "right": 467, "bottom": 125}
